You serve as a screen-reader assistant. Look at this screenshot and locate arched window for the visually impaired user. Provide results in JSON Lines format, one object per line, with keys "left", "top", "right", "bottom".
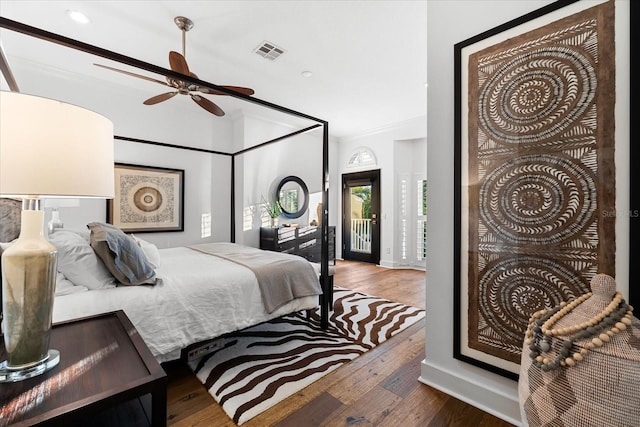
{"left": 347, "top": 146, "right": 377, "bottom": 168}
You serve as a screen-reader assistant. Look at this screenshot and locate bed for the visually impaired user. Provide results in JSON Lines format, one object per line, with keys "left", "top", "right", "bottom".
{"left": 0, "top": 16, "right": 333, "bottom": 364}
{"left": 1, "top": 216, "right": 322, "bottom": 363}
{"left": 0, "top": 15, "right": 334, "bottom": 341}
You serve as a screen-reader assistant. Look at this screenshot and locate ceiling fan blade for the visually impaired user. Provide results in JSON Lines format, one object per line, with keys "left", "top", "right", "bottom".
{"left": 169, "top": 51, "right": 190, "bottom": 75}
{"left": 94, "top": 63, "right": 169, "bottom": 87}
{"left": 190, "top": 94, "right": 225, "bottom": 116}
{"left": 143, "top": 91, "right": 178, "bottom": 105}
{"left": 198, "top": 85, "right": 255, "bottom": 96}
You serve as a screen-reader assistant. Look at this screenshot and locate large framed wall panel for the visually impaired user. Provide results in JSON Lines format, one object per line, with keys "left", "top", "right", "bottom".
{"left": 454, "top": 0, "right": 620, "bottom": 378}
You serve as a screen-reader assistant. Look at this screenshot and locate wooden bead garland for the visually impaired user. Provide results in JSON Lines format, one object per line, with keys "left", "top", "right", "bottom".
{"left": 524, "top": 291, "right": 633, "bottom": 371}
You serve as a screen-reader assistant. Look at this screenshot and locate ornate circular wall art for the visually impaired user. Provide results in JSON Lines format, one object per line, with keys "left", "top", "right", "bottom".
{"left": 475, "top": 257, "right": 588, "bottom": 359}
{"left": 132, "top": 185, "right": 165, "bottom": 213}
{"left": 478, "top": 47, "right": 597, "bottom": 145}
{"left": 455, "top": 0, "right": 617, "bottom": 378}
{"left": 123, "top": 179, "right": 173, "bottom": 224}
{"left": 479, "top": 154, "right": 597, "bottom": 245}
{"left": 107, "top": 163, "right": 184, "bottom": 232}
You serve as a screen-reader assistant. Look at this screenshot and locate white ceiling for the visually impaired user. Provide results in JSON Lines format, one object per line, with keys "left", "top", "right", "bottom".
{"left": 0, "top": 1, "right": 427, "bottom": 139}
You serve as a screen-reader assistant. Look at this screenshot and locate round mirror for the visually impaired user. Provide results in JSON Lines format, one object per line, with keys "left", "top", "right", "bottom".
{"left": 276, "top": 176, "right": 309, "bottom": 219}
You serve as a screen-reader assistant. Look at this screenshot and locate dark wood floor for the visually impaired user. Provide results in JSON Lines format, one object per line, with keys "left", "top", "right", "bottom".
{"left": 163, "top": 260, "right": 515, "bottom": 426}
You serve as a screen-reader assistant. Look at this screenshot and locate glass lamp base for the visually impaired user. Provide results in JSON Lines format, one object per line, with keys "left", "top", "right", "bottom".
{"left": 0, "top": 349, "right": 60, "bottom": 383}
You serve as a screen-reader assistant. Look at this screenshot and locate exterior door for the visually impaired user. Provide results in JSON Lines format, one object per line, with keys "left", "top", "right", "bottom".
{"left": 342, "top": 170, "right": 380, "bottom": 264}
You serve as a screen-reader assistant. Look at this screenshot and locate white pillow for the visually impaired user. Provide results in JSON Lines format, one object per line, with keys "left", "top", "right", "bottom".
{"left": 61, "top": 228, "right": 91, "bottom": 242}
{"left": 49, "top": 229, "right": 116, "bottom": 290}
{"left": 130, "top": 234, "right": 162, "bottom": 268}
{"left": 55, "top": 272, "right": 88, "bottom": 296}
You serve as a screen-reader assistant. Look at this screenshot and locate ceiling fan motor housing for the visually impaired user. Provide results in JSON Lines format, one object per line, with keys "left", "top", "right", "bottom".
{"left": 174, "top": 16, "right": 193, "bottom": 32}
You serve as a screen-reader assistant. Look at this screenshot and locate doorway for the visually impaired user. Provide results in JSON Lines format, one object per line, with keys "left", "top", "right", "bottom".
{"left": 342, "top": 170, "right": 380, "bottom": 264}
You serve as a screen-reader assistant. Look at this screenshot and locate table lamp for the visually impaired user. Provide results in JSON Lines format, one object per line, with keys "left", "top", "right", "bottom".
{"left": 0, "top": 91, "right": 114, "bottom": 382}
{"left": 44, "top": 198, "right": 81, "bottom": 235}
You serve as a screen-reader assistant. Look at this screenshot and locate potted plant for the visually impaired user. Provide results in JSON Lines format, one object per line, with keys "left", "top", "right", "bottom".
{"left": 261, "top": 196, "right": 281, "bottom": 227}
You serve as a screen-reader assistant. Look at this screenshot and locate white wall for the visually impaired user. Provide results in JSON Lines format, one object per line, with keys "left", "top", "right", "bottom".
{"left": 44, "top": 107, "right": 331, "bottom": 250}
{"left": 34, "top": 83, "right": 331, "bottom": 250}
{"left": 423, "top": 1, "right": 630, "bottom": 425}
{"left": 336, "top": 116, "right": 426, "bottom": 266}
{"left": 233, "top": 113, "right": 328, "bottom": 247}
{"left": 45, "top": 140, "right": 231, "bottom": 249}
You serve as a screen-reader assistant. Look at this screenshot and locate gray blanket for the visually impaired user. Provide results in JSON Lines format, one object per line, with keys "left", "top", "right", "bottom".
{"left": 187, "top": 243, "right": 321, "bottom": 313}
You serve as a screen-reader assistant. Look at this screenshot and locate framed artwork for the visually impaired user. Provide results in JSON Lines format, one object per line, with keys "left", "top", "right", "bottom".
{"left": 107, "top": 163, "right": 184, "bottom": 233}
{"left": 454, "top": 0, "right": 617, "bottom": 379}
{"left": 630, "top": 0, "right": 640, "bottom": 328}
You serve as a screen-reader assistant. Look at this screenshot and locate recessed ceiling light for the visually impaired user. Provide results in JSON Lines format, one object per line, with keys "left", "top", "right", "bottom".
{"left": 67, "top": 10, "right": 90, "bottom": 24}
{"left": 301, "top": 71, "right": 313, "bottom": 78}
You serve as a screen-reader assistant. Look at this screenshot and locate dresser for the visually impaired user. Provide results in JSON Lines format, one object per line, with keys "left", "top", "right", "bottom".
{"left": 261, "top": 225, "right": 337, "bottom": 311}
{"left": 260, "top": 225, "right": 335, "bottom": 263}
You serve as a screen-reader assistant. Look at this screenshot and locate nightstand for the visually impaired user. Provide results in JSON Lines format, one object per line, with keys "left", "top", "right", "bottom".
{"left": 0, "top": 310, "right": 167, "bottom": 426}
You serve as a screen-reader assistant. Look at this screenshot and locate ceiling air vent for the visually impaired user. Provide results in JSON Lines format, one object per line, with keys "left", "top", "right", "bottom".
{"left": 254, "top": 41, "right": 285, "bottom": 61}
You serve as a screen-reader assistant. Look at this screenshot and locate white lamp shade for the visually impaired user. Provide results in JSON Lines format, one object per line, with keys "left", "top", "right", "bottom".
{"left": 0, "top": 91, "right": 114, "bottom": 198}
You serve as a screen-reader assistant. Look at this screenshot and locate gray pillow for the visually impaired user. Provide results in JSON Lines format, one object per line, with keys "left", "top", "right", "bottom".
{"left": 88, "top": 222, "right": 157, "bottom": 286}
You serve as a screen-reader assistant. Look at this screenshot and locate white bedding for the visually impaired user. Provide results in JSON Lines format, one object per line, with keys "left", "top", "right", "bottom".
{"left": 52, "top": 244, "right": 319, "bottom": 362}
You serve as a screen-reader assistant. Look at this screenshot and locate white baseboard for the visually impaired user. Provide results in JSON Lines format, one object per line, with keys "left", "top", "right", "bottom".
{"left": 378, "top": 260, "right": 425, "bottom": 271}
{"left": 419, "top": 359, "right": 522, "bottom": 426}
{"left": 378, "top": 260, "right": 397, "bottom": 268}
{"left": 336, "top": 257, "right": 425, "bottom": 271}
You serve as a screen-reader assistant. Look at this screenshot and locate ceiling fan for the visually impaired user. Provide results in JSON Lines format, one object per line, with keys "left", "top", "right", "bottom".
{"left": 94, "top": 16, "right": 254, "bottom": 117}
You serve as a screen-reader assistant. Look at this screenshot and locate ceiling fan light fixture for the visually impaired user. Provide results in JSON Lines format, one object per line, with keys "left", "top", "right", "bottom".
{"left": 67, "top": 10, "right": 90, "bottom": 24}
{"left": 94, "top": 16, "right": 254, "bottom": 117}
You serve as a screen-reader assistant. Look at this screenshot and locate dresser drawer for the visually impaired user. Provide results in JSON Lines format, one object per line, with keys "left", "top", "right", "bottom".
{"left": 260, "top": 226, "right": 335, "bottom": 262}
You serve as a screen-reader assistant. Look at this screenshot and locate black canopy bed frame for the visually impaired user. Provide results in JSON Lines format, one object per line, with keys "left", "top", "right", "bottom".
{"left": 0, "top": 17, "right": 333, "bottom": 328}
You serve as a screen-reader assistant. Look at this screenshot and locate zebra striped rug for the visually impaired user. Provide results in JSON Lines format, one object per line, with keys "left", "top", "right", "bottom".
{"left": 189, "top": 286, "right": 425, "bottom": 425}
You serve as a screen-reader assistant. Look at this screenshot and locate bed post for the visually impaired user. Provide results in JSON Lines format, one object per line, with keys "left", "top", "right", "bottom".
{"left": 230, "top": 156, "right": 235, "bottom": 243}
{"left": 320, "top": 122, "right": 330, "bottom": 329}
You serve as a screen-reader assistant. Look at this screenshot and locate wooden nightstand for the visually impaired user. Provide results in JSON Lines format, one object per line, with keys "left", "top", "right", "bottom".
{"left": 0, "top": 310, "right": 167, "bottom": 426}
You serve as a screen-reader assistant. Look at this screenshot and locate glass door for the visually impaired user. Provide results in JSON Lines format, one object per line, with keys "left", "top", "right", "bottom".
{"left": 342, "top": 170, "right": 380, "bottom": 264}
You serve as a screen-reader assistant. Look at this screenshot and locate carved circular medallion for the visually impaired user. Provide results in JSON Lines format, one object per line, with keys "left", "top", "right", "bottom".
{"left": 478, "top": 47, "right": 597, "bottom": 144}
{"left": 479, "top": 154, "right": 597, "bottom": 245}
{"left": 478, "top": 257, "right": 588, "bottom": 346}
